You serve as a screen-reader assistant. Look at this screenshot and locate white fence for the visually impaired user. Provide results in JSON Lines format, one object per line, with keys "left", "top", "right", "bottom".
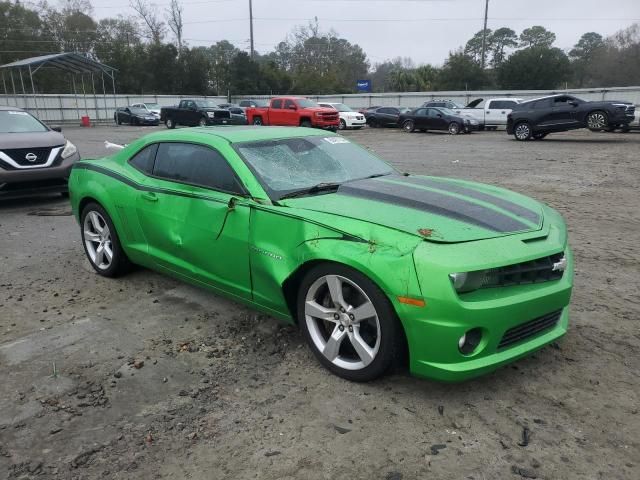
{"left": 1, "top": 86, "right": 639, "bottom": 125}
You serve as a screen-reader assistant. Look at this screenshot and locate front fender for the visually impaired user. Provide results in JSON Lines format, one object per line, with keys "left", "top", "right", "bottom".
{"left": 248, "top": 205, "right": 423, "bottom": 321}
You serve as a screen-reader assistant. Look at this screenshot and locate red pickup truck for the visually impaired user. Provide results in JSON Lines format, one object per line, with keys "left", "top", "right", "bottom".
{"left": 246, "top": 97, "right": 340, "bottom": 130}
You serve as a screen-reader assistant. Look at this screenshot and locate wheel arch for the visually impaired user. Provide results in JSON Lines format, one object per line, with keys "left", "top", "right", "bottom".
{"left": 282, "top": 257, "right": 411, "bottom": 368}
{"left": 299, "top": 116, "right": 312, "bottom": 125}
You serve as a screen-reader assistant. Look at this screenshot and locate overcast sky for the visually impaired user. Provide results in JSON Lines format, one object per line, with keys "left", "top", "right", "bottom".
{"left": 89, "top": 0, "right": 640, "bottom": 66}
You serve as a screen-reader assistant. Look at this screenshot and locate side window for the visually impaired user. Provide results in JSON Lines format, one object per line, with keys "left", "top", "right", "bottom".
{"left": 153, "top": 143, "right": 244, "bottom": 194}
{"left": 414, "top": 108, "right": 427, "bottom": 116}
{"left": 427, "top": 108, "right": 439, "bottom": 117}
{"left": 378, "top": 108, "right": 391, "bottom": 114}
{"left": 271, "top": 99, "right": 283, "bottom": 109}
{"left": 284, "top": 99, "right": 296, "bottom": 109}
{"left": 129, "top": 144, "right": 158, "bottom": 175}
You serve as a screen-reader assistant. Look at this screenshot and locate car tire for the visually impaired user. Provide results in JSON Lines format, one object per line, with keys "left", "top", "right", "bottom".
{"left": 367, "top": 118, "right": 378, "bottom": 128}
{"left": 448, "top": 122, "right": 461, "bottom": 135}
{"left": 252, "top": 116, "right": 263, "bottom": 125}
{"left": 297, "top": 263, "right": 403, "bottom": 382}
{"left": 513, "top": 122, "right": 532, "bottom": 141}
{"left": 339, "top": 119, "right": 347, "bottom": 130}
{"left": 80, "top": 202, "right": 131, "bottom": 278}
{"left": 587, "top": 110, "right": 608, "bottom": 131}
{"left": 165, "top": 118, "right": 175, "bottom": 129}
{"left": 300, "top": 119, "right": 312, "bottom": 128}
{"left": 402, "top": 120, "right": 415, "bottom": 133}
{"left": 115, "top": 115, "right": 121, "bottom": 125}
{"left": 198, "top": 117, "right": 207, "bottom": 127}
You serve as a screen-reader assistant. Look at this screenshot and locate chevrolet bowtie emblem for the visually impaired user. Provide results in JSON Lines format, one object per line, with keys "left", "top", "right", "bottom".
{"left": 551, "top": 256, "right": 567, "bottom": 272}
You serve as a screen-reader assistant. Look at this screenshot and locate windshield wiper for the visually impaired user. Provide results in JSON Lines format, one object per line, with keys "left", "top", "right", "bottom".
{"left": 278, "top": 182, "right": 341, "bottom": 200}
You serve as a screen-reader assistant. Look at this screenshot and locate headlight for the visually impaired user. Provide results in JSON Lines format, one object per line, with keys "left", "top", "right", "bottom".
{"left": 449, "top": 271, "right": 491, "bottom": 293}
{"left": 61, "top": 140, "right": 77, "bottom": 159}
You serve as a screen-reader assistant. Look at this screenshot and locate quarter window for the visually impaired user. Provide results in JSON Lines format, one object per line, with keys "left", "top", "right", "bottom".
{"left": 153, "top": 143, "right": 244, "bottom": 194}
{"left": 129, "top": 144, "right": 158, "bottom": 174}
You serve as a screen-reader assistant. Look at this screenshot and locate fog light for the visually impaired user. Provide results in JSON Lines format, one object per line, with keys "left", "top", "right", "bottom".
{"left": 458, "top": 328, "right": 482, "bottom": 355}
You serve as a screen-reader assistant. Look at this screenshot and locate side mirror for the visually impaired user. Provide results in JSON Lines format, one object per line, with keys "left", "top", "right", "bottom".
{"left": 227, "top": 197, "right": 237, "bottom": 211}
{"left": 50, "top": 126, "right": 62, "bottom": 132}
{"left": 569, "top": 101, "right": 579, "bottom": 107}
{"left": 437, "top": 113, "right": 443, "bottom": 118}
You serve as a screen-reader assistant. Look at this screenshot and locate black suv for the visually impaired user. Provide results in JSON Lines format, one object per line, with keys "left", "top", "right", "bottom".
{"left": 507, "top": 94, "right": 635, "bottom": 140}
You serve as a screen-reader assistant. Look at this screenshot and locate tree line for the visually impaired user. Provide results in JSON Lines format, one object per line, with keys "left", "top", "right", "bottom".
{"left": 0, "top": 0, "right": 638, "bottom": 96}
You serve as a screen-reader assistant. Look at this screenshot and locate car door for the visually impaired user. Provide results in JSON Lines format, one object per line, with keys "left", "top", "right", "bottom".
{"left": 135, "top": 141, "right": 252, "bottom": 299}
{"left": 530, "top": 98, "right": 555, "bottom": 129}
{"left": 427, "top": 108, "right": 447, "bottom": 130}
{"left": 412, "top": 108, "right": 429, "bottom": 129}
{"left": 179, "top": 101, "right": 196, "bottom": 125}
{"left": 269, "top": 99, "right": 284, "bottom": 124}
{"left": 548, "top": 96, "right": 580, "bottom": 128}
{"left": 283, "top": 99, "right": 299, "bottom": 126}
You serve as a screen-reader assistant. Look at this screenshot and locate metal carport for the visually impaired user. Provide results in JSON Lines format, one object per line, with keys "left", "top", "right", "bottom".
{"left": 0, "top": 53, "right": 117, "bottom": 124}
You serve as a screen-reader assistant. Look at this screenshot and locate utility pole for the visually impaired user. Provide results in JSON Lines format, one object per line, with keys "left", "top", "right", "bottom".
{"left": 480, "top": 0, "right": 489, "bottom": 69}
{"left": 249, "top": 0, "right": 255, "bottom": 58}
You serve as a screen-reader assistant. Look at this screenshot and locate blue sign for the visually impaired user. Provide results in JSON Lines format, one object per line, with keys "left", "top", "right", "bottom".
{"left": 356, "top": 79, "right": 372, "bottom": 92}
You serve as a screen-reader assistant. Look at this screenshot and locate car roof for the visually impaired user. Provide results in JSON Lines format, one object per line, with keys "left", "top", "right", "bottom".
{"left": 521, "top": 94, "right": 573, "bottom": 104}
{"left": 138, "top": 126, "right": 333, "bottom": 145}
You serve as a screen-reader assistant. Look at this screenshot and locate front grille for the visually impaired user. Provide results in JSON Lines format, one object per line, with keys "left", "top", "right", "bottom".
{"left": 213, "top": 111, "right": 231, "bottom": 119}
{"left": 478, "top": 252, "right": 565, "bottom": 289}
{"left": 319, "top": 113, "right": 339, "bottom": 120}
{"left": 498, "top": 310, "right": 562, "bottom": 349}
{"left": 1, "top": 147, "right": 59, "bottom": 167}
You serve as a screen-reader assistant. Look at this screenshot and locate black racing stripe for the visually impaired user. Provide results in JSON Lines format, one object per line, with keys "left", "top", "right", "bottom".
{"left": 338, "top": 178, "right": 530, "bottom": 232}
{"left": 401, "top": 176, "right": 541, "bottom": 224}
{"left": 74, "top": 162, "right": 228, "bottom": 204}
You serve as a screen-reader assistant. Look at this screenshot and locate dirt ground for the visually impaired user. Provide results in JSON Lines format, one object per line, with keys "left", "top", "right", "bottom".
{"left": 1, "top": 125, "right": 638, "bottom": 480}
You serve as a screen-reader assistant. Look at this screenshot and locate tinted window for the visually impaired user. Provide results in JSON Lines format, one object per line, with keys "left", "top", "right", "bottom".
{"left": 378, "top": 108, "right": 398, "bottom": 115}
{"left": 154, "top": 143, "right": 243, "bottom": 194}
{"left": 284, "top": 99, "right": 296, "bottom": 109}
{"left": 414, "top": 108, "right": 427, "bottom": 116}
{"left": 427, "top": 108, "right": 440, "bottom": 118}
{"left": 492, "top": 100, "right": 517, "bottom": 109}
{"left": 271, "top": 99, "right": 283, "bottom": 109}
{"left": 129, "top": 144, "right": 158, "bottom": 174}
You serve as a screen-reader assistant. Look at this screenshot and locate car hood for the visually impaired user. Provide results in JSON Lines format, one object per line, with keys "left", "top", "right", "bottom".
{"left": 0, "top": 131, "right": 65, "bottom": 149}
{"left": 281, "top": 175, "right": 544, "bottom": 243}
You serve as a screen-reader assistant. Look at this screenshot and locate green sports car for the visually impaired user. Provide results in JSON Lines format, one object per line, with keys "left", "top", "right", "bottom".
{"left": 68, "top": 126, "right": 573, "bottom": 382}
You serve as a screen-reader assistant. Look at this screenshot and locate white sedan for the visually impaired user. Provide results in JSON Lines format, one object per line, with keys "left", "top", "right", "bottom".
{"left": 318, "top": 103, "right": 366, "bottom": 130}
{"left": 131, "top": 102, "right": 162, "bottom": 118}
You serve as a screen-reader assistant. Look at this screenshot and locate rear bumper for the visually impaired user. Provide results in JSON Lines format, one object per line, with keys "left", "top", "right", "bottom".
{"left": 0, "top": 152, "right": 80, "bottom": 198}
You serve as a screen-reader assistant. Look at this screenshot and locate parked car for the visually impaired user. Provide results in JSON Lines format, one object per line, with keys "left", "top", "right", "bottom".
{"left": 69, "top": 127, "right": 573, "bottom": 382}
{"left": 0, "top": 106, "right": 80, "bottom": 198}
{"left": 318, "top": 102, "right": 366, "bottom": 130}
{"left": 246, "top": 97, "right": 339, "bottom": 130}
{"left": 160, "top": 99, "right": 243, "bottom": 129}
{"left": 114, "top": 107, "right": 160, "bottom": 126}
{"left": 365, "top": 107, "right": 412, "bottom": 128}
{"left": 130, "top": 102, "right": 161, "bottom": 118}
{"left": 399, "top": 107, "right": 479, "bottom": 134}
{"left": 507, "top": 94, "right": 636, "bottom": 140}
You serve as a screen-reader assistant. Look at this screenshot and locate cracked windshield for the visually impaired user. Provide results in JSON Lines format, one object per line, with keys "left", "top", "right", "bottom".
{"left": 237, "top": 136, "right": 394, "bottom": 197}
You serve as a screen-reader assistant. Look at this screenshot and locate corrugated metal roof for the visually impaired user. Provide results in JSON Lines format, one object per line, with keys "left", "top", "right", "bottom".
{"left": 0, "top": 53, "right": 116, "bottom": 74}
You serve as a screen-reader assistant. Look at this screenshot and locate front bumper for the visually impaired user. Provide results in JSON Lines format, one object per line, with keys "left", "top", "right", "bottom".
{"left": 344, "top": 116, "right": 366, "bottom": 128}
{"left": 464, "top": 123, "right": 480, "bottom": 132}
{"left": 0, "top": 151, "right": 80, "bottom": 198}
{"left": 399, "top": 212, "right": 573, "bottom": 382}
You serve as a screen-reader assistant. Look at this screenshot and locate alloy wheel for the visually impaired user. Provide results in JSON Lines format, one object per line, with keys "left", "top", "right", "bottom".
{"left": 83, "top": 211, "right": 113, "bottom": 270}
{"left": 403, "top": 120, "right": 414, "bottom": 133}
{"left": 304, "top": 274, "right": 381, "bottom": 371}
{"left": 514, "top": 123, "right": 531, "bottom": 140}
{"left": 587, "top": 112, "right": 607, "bottom": 130}
{"left": 199, "top": 117, "right": 207, "bottom": 127}
{"left": 339, "top": 119, "right": 346, "bottom": 130}
{"left": 253, "top": 117, "right": 262, "bottom": 125}
{"left": 448, "top": 122, "right": 460, "bottom": 134}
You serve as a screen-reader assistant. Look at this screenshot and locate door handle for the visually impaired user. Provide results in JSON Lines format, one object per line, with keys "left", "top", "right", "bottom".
{"left": 141, "top": 192, "right": 158, "bottom": 202}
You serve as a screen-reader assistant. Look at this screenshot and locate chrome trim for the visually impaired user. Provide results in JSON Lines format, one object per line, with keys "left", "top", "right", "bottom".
{"left": 0, "top": 146, "right": 63, "bottom": 170}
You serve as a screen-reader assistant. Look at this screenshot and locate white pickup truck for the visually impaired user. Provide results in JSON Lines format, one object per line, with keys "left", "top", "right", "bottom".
{"left": 421, "top": 98, "right": 523, "bottom": 130}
